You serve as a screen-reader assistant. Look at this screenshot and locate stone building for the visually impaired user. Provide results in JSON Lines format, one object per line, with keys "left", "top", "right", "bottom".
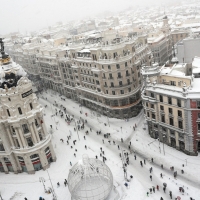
{"left": 141, "top": 60, "right": 200, "bottom": 155}
{"left": 0, "top": 39, "right": 56, "bottom": 174}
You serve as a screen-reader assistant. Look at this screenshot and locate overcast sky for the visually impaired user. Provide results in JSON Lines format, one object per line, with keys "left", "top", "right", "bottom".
{"left": 0, "top": 0, "right": 183, "bottom": 35}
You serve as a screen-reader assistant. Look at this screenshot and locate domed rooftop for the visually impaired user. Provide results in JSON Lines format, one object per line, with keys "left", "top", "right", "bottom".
{"left": 68, "top": 154, "right": 113, "bottom": 200}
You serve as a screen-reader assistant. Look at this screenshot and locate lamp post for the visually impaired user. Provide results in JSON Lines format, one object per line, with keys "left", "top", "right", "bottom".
{"left": 74, "top": 121, "right": 80, "bottom": 141}
{"left": 46, "top": 169, "right": 57, "bottom": 200}
{"left": 185, "top": 158, "right": 188, "bottom": 166}
{"left": 162, "top": 134, "right": 166, "bottom": 156}
{"left": 39, "top": 177, "right": 47, "bottom": 193}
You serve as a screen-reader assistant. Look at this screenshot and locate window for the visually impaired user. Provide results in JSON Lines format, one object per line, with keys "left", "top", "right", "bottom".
{"left": 11, "top": 126, "right": 16, "bottom": 135}
{"left": 170, "top": 81, "right": 176, "bottom": 86}
{"left": 169, "top": 108, "right": 173, "bottom": 114}
{"left": 177, "top": 99, "right": 181, "bottom": 107}
{"left": 198, "top": 113, "right": 200, "bottom": 119}
{"left": 27, "top": 137, "right": 33, "bottom": 147}
{"left": 7, "top": 109, "right": 10, "bottom": 117}
{"left": 18, "top": 107, "right": 22, "bottom": 115}
{"left": 108, "top": 65, "right": 111, "bottom": 69}
{"left": 198, "top": 123, "right": 200, "bottom": 132}
{"left": 120, "top": 90, "right": 124, "bottom": 94}
{"left": 119, "top": 81, "right": 122, "bottom": 86}
{"left": 128, "top": 88, "right": 131, "bottom": 92}
{"left": 159, "top": 95, "right": 163, "bottom": 102}
{"left": 138, "top": 72, "right": 140, "bottom": 77}
{"left": 125, "top": 62, "right": 127, "bottom": 67}
{"left": 39, "top": 133, "right": 43, "bottom": 141}
{"left": 169, "top": 118, "right": 174, "bottom": 126}
{"left": 160, "top": 105, "right": 164, "bottom": 111}
{"left": 30, "top": 103, "right": 33, "bottom": 110}
{"left": 0, "top": 144, "right": 5, "bottom": 151}
{"left": 109, "top": 74, "right": 113, "bottom": 79}
{"left": 35, "top": 119, "right": 39, "bottom": 127}
{"left": 161, "top": 115, "right": 165, "bottom": 123}
{"left": 111, "top": 82, "right": 114, "bottom": 87}
{"left": 151, "top": 93, "right": 154, "bottom": 98}
{"left": 116, "top": 64, "right": 120, "bottom": 69}
{"left": 112, "top": 91, "right": 115, "bottom": 95}
{"left": 22, "top": 124, "right": 29, "bottom": 134}
{"left": 178, "top": 121, "right": 183, "bottom": 129}
{"left": 118, "top": 72, "right": 121, "bottom": 78}
{"left": 197, "top": 101, "right": 200, "bottom": 109}
{"left": 127, "top": 79, "right": 130, "bottom": 84}
{"left": 147, "top": 112, "right": 150, "bottom": 117}
{"left": 162, "top": 127, "right": 166, "bottom": 132}
{"left": 151, "top": 104, "right": 154, "bottom": 109}
{"left": 106, "top": 90, "right": 108, "bottom": 94}
{"left": 170, "top": 130, "right": 175, "bottom": 135}
{"left": 178, "top": 110, "right": 182, "bottom": 117}
{"left": 168, "top": 97, "right": 172, "bottom": 105}
{"left": 146, "top": 102, "right": 148, "bottom": 107}
{"left": 152, "top": 113, "right": 155, "bottom": 119}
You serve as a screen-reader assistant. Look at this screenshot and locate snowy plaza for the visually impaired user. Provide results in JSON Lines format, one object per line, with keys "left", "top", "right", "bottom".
{"left": 0, "top": 89, "right": 199, "bottom": 200}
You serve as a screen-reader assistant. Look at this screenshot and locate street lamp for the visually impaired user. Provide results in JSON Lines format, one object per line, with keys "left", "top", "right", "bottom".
{"left": 46, "top": 169, "right": 57, "bottom": 200}
{"left": 162, "top": 134, "right": 166, "bottom": 156}
{"left": 39, "top": 177, "right": 47, "bottom": 193}
{"left": 74, "top": 121, "right": 80, "bottom": 141}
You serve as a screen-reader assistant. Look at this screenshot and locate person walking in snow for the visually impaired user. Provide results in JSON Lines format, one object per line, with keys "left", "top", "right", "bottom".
{"left": 24, "top": 198, "right": 28, "bottom": 200}
{"left": 163, "top": 187, "right": 166, "bottom": 193}
{"left": 84, "top": 136, "right": 86, "bottom": 140}
{"left": 121, "top": 138, "right": 123, "bottom": 143}
{"left": 160, "top": 173, "right": 163, "bottom": 178}
{"left": 151, "top": 158, "right": 153, "bottom": 163}
{"left": 57, "top": 182, "right": 60, "bottom": 187}
{"left": 74, "top": 153, "right": 76, "bottom": 157}
{"left": 118, "top": 145, "right": 120, "bottom": 150}
{"left": 150, "top": 175, "right": 152, "bottom": 181}
{"left": 70, "top": 162, "right": 72, "bottom": 166}
{"left": 160, "top": 197, "right": 164, "bottom": 200}
{"left": 152, "top": 186, "right": 155, "bottom": 193}
{"left": 156, "top": 185, "right": 159, "bottom": 190}
{"left": 140, "top": 161, "right": 143, "bottom": 167}
{"left": 169, "top": 191, "right": 172, "bottom": 199}
{"left": 102, "top": 139, "right": 104, "bottom": 144}
{"left": 134, "top": 155, "right": 136, "bottom": 160}
{"left": 85, "top": 145, "right": 87, "bottom": 149}
{"left": 144, "top": 159, "right": 146, "bottom": 164}
{"left": 146, "top": 192, "right": 149, "bottom": 197}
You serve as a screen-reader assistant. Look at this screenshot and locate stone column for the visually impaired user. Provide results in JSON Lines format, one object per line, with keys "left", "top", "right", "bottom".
{"left": 17, "top": 128, "right": 27, "bottom": 148}
{"left": 15, "top": 156, "right": 22, "bottom": 172}
{"left": 41, "top": 118, "right": 48, "bottom": 137}
{"left": 23, "top": 155, "right": 35, "bottom": 174}
{"left": 9, "top": 155, "right": 18, "bottom": 174}
{"left": 29, "top": 122, "right": 38, "bottom": 144}
{"left": 48, "top": 142, "right": 57, "bottom": 162}
{"left": 5, "top": 127, "right": 15, "bottom": 147}
{"left": 39, "top": 150, "right": 49, "bottom": 170}
{"left": 32, "top": 123, "right": 40, "bottom": 142}
{"left": 15, "top": 128, "right": 23, "bottom": 148}
{"left": 0, "top": 158, "right": 8, "bottom": 174}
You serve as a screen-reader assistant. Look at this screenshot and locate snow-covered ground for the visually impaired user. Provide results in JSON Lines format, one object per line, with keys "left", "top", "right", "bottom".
{"left": 0, "top": 89, "right": 200, "bottom": 200}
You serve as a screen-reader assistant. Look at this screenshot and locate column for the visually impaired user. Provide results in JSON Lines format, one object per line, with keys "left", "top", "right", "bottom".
{"left": 32, "top": 123, "right": 40, "bottom": 142}
{"left": 175, "top": 131, "right": 180, "bottom": 149}
{"left": 48, "top": 143, "right": 57, "bottom": 162}
{"left": 41, "top": 118, "right": 48, "bottom": 137}
{"left": 9, "top": 155, "right": 18, "bottom": 174}
{"left": 39, "top": 150, "right": 49, "bottom": 170}
{"left": 15, "top": 156, "right": 22, "bottom": 172}
{"left": 0, "top": 159, "right": 8, "bottom": 174}
{"left": 17, "top": 128, "right": 27, "bottom": 148}
{"left": 5, "top": 127, "right": 15, "bottom": 147}
{"left": 29, "top": 123, "right": 38, "bottom": 144}
{"left": 15, "top": 128, "right": 23, "bottom": 148}
{"left": 23, "top": 155, "right": 35, "bottom": 174}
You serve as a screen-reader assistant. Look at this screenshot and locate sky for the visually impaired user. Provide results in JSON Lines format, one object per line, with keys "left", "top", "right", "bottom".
{"left": 0, "top": 0, "right": 183, "bottom": 35}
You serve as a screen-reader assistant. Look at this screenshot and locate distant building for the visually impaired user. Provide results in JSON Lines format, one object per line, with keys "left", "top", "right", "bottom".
{"left": 141, "top": 59, "right": 200, "bottom": 155}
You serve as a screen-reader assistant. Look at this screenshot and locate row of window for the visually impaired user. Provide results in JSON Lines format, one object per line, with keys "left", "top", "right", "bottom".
{"left": 7, "top": 103, "right": 33, "bottom": 117}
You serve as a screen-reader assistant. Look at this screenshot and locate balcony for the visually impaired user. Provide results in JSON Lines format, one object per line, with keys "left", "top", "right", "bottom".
{"left": 117, "top": 76, "right": 123, "bottom": 80}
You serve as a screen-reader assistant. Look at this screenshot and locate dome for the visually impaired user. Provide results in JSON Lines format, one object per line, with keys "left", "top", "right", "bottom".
{"left": 68, "top": 154, "right": 113, "bottom": 200}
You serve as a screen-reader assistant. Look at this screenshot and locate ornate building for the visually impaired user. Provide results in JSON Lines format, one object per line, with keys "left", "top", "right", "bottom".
{"left": 0, "top": 39, "right": 56, "bottom": 174}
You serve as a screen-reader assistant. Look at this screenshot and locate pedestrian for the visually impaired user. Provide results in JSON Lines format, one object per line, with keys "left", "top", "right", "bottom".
{"left": 160, "top": 173, "right": 163, "bottom": 178}
{"left": 151, "top": 158, "right": 153, "bottom": 163}
{"left": 90, "top": 128, "right": 92, "bottom": 131}
{"left": 39, "top": 197, "right": 43, "bottom": 200}
{"left": 102, "top": 139, "right": 104, "bottom": 144}
{"left": 70, "top": 162, "right": 72, "bottom": 166}
{"left": 85, "top": 145, "right": 87, "bottom": 149}
{"left": 84, "top": 136, "right": 86, "bottom": 140}
{"left": 67, "top": 140, "right": 69, "bottom": 145}
{"left": 75, "top": 149, "right": 77, "bottom": 152}
{"left": 64, "top": 181, "right": 67, "bottom": 187}
{"left": 149, "top": 167, "right": 152, "bottom": 173}
{"left": 74, "top": 153, "right": 76, "bottom": 157}
{"left": 150, "top": 175, "right": 152, "bottom": 181}
{"left": 113, "top": 141, "right": 115, "bottom": 145}
{"left": 147, "top": 192, "right": 149, "bottom": 196}
{"left": 118, "top": 145, "right": 120, "bottom": 150}
{"left": 71, "top": 146, "right": 73, "bottom": 148}
{"left": 100, "top": 147, "right": 102, "bottom": 151}
{"left": 121, "top": 138, "right": 123, "bottom": 143}
{"left": 156, "top": 185, "right": 159, "bottom": 190}
{"left": 24, "top": 198, "right": 28, "bottom": 200}
{"left": 161, "top": 164, "right": 163, "bottom": 169}
{"left": 134, "top": 155, "right": 136, "bottom": 160}
{"left": 130, "top": 141, "right": 131, "bottom": 145}
{"left": 108, "top": 140, "right": 111, "bottom": 144}
{"left": 149, "top": 188, "right": 152, "bottom": 193}
{"left": 144, "top": 159, "right": 146, "bottom": 164}
{"left": 96, "top": 155, "right": 98, "bottom": 159}
{"left": 160, "top": 197, "right": 163, "bottom": 200}
{"left": 163, "top": 187, "right": 166, "bottom": 193}
{"left": 57, "top": 182, "right": 60, "bottom": 187}
{"left": 169, "top": 191, "right": 172, "bottom": 199}
{"left": 102, "top": 151, "right": 104, "bottom": 155}
{"left": 128, "top": 145, "right": 130, "bottom": 150}
{"left": 140, "top": 161, "right": 143, "bottom": 167}
{"left": 152, "top": 186, "right": 155, "bottom": 193}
